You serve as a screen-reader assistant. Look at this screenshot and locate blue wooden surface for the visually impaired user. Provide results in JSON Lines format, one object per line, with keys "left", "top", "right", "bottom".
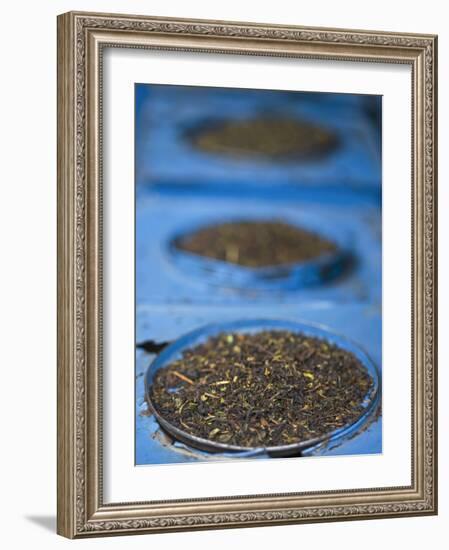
{"left": 136, "top": 85, "right": 381, "bottom": 197}
{"left": 135, "top": 84, "right": 382, "bottom": 465}
{"left": 136, "top": 195, "right": 381, "bottom": 306}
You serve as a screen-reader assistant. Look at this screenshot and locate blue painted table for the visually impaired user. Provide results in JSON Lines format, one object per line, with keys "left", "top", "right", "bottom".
{"left": 135, "top": 84, "right": 382, "bottom": 465}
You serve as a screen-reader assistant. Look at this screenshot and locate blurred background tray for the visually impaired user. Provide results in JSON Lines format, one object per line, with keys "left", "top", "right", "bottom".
{"left": 136, "top": 85, "right": 381, "bottom": 200}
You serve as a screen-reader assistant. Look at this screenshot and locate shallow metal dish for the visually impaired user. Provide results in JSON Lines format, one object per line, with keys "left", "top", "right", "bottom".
{"left": 145, "top": 318, "right": 381, "bottom": 457}
{"left": 166, "top": 217, "right": 353, "bottom": 292}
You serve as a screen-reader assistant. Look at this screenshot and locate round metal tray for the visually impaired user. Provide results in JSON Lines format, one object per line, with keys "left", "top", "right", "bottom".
{"left": 185, "top": 116, "right": 339, "bottom": 161}
{"left": 145, "top": 319, "right": 380, "bottom": 457}
{"left": 166, "top": 218, "right": 353, "bottom": 292}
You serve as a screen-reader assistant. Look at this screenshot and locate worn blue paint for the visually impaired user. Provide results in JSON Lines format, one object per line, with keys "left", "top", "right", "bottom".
{"left": 135, "top": 84, "right": 382, "bottom": 465}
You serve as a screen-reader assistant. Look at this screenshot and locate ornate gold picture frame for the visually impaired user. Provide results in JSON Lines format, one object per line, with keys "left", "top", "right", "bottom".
{"left": 57, "top": 11, "right": 437, "bottom": 538}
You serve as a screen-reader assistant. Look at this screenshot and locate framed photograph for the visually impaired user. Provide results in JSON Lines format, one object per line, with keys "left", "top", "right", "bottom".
{"left": 57, "top": 11, "right": 438, "bottom": 538}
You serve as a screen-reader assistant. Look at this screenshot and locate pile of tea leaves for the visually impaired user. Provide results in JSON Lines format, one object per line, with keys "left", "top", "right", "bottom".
{"left": 174, "top": 220, "right": 337, "bottom": 268}
{"left": 149, "top": 330, "right": 374, "bottom": 448}
{"left": 189, "top": 117, "right": 337, "bottom": 159}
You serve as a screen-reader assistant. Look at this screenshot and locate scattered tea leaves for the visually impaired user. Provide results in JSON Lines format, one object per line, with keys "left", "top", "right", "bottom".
{"left": 149, "top": 330, "right": 374, "bottom": 448}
